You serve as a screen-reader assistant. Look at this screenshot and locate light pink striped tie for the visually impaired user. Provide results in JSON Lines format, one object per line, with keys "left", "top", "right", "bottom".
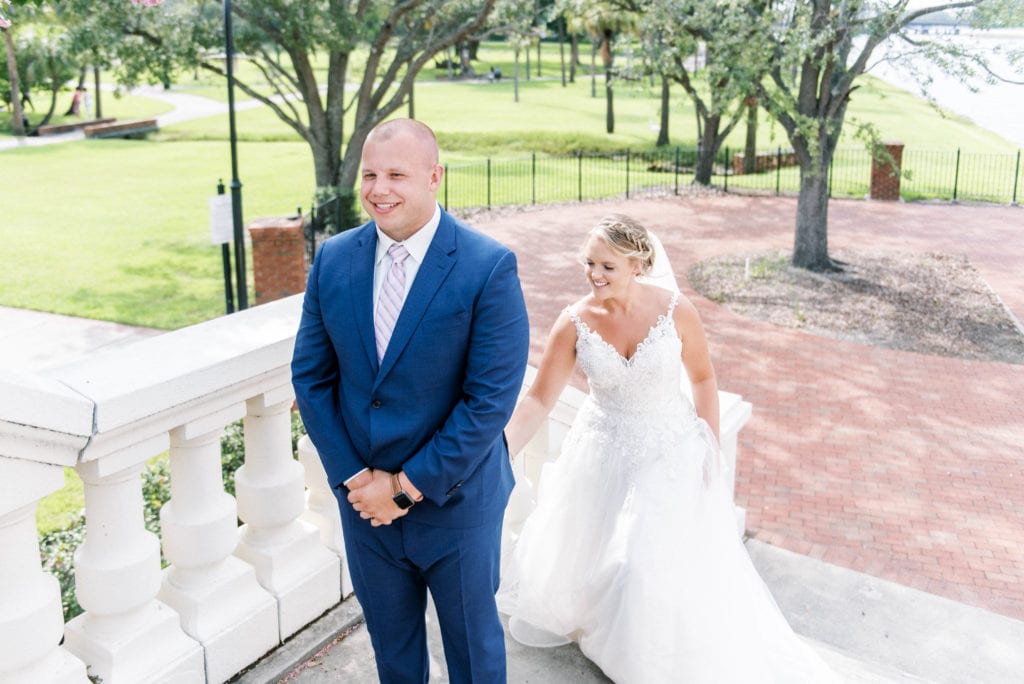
{"left": 375, "top": 243, "right": 410, "bottom": 362}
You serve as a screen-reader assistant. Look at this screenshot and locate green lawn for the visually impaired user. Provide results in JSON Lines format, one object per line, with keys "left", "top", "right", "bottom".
{"left": 2, "top": 138, "right": 313, "bottom": 328}
{"left": 2, "top": 45, "right": 1020, "bottom": 332}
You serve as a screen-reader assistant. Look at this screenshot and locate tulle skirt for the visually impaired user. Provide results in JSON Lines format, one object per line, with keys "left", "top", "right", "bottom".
{"left": 497, "top": 402, "right": 838, "bottom": 683}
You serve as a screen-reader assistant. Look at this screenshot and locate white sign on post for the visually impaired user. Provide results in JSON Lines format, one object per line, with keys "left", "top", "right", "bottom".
{"left": 209, "top": 194, "right": 234, "bottom": 245}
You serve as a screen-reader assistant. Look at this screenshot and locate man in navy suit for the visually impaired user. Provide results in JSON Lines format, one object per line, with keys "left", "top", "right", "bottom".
{"left": 291, "top": 118, "right": 530, "bottom": 683}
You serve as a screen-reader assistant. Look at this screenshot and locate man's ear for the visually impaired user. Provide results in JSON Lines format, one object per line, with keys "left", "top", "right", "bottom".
{"left": 429, "top": 164, "right": 444, "bottom": 190}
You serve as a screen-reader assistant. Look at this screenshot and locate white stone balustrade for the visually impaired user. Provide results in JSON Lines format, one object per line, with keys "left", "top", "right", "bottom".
{"left": 234, "top": 392, "right": 340, "bottom": 641}
{"left": 158, "top": 422, "right": 278, "bottom": 684}
{"left": 0, "top": 294, "right": 752, "bottom": 683}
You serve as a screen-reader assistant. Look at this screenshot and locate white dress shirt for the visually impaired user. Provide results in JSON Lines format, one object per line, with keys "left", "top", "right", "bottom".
{"left": 372, "top": 204, "right": 441, "bottom": 318}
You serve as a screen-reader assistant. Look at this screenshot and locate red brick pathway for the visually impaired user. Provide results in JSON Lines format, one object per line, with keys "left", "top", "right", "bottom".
{"left": 474, "top": 195, "right": 1024, "bottom": 622}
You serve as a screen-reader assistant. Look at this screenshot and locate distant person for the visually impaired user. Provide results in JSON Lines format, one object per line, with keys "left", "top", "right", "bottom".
{"left": 497, "top": 215, "right": 840, "bottom": 683}
{"left": 292, "top": 118, "right": 530, "bottom": 683}
{"left": 65, "top": 87, "right": 82, "bottom": 117}
{"left": 82, "top": 88, "right": 92, "bottom": 119}
{"left": 488, "top": 66, "right": 502, "bottom": 82}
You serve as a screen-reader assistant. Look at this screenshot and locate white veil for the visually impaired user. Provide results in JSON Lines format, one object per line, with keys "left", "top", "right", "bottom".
{"left": 636, "top": 230, "right": 679, "bottom": 293}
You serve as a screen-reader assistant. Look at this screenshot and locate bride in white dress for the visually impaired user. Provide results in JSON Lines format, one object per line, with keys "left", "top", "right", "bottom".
{"left": 497, "top": 215, "right": 838, "bottom": 683}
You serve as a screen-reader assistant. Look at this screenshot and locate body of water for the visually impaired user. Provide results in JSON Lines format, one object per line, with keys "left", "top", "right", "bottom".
{"left": 863, "top": 28, "right": 1024, "bottom": 148}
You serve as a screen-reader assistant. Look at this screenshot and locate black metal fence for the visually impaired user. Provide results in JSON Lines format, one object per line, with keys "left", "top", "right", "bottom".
{"left": 438, "top": 145, "right": 1023, "bottom": 210}
{"left": 305, "top": 191, "right": 362, "bottom": 261}
{"left": 304, "top": 145, "right": 1021, "bottom": 251}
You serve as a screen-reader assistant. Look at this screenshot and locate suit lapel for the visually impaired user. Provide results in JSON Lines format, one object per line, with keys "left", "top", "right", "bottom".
{"left": 350, "top": 226, "right": 379, "bottom": 370}
{"left": 376, "top": 214, "right": 457, "bottom": 382}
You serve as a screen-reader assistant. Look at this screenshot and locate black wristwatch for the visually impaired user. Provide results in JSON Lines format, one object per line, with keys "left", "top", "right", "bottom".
{"left": 391, "top": 473, "right": 416, "bottom": 510}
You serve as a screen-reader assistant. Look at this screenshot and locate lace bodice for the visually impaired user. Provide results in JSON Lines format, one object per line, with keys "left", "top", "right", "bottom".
{"left": 569, "top": 292, "right": 696, "bottom": 422}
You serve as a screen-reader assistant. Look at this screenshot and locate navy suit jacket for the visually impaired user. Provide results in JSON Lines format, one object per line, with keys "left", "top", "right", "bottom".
{"left": 291, "top": 209, "right": 530, "bottom": 528}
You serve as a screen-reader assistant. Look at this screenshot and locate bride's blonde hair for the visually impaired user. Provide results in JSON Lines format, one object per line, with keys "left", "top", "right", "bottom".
{"left": 587, "top": 214, "right": 656, "bottom": 275}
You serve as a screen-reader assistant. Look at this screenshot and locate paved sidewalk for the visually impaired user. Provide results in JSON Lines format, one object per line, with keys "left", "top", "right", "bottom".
{"left": 475, "top": 194, "right": 1024, "bottom": 623}
{"left": 0, "top": 306, "right": 162, "bottom": 372}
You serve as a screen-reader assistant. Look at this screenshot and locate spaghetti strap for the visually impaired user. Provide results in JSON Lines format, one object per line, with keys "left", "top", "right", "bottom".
{"left": 565, "top": 304, "right": 588, "bottom": 337}
{"left": 666, "top": 291, "right": 680, "bottom": 317}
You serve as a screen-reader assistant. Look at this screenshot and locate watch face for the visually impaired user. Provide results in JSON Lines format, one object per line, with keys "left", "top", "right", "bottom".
{"left": 393, "top": 491, "right": 415, "bottom": 510}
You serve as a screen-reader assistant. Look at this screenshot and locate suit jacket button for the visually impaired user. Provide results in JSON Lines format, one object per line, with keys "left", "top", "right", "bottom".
{"left": 371, "top": 399, "right": 382, "bottom": 409}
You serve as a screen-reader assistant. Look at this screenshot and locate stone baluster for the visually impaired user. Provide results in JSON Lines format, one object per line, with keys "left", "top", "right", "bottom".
{"left": 297, "top": 434, "right": 353, "bottom": 597}
{"left": 234, "top": 389, "right": 340, "bottom": 639}
{"left": 0, "top": 459, "right": 87, "bottom": 684}
{"left": 158, "top": 414, "right": 278, "bottom": 683}
{"left": 63, "top": 461, "right": 204, "bottom": 683}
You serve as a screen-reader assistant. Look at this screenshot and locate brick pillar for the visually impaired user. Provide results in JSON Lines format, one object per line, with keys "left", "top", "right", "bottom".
{"left": 870, "top": 141, "right": 904, "bottom": 201}
{"left": 248, "top": 216, "right": 307, "bottom": 305}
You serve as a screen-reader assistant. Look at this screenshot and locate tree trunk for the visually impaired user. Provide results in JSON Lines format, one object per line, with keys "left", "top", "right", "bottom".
{"left": 743, "top": 96, "right": 757, "bottom": 174}
{"left": 590, "top": 37, "right": 596, "bottom": 98}
{"left": 656, "top": 75, "right": 669, "bottom": 147}
{"left": 569, "top": 33, "right": 578, "bottom": 83}
{"left": 513, "top": 46, "right": 520, "bottom": 103}
{"left": 793, "top": 168, "right": 833, "bottom": 271}
{"left": 558, "top": 17, "right": 566, "bottom": 87}
{"left": 602, "top": 30, "right": 614, "bottom": 134}
{"left": 459, "top": 42, "right": 473, "bottom": 76}
{"left": 38, "top": 78, "right": 58, "bottom": 128}
{"left": 536, "top": 36, "right": 541, "bottom": 77}
{"left": 3, "top": 28, "right": 25, "bottom": 137}
{"left": 93, "top": 65, "right": 102, "bottom": 118}
{"left": 605, "top": 67, "right": 614, "bottom": 133}
{"left": 694, "top": 116, "right": 720, "bottom": 185}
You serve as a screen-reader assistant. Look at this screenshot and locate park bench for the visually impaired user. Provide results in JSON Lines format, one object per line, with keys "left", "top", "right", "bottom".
{"left": 37, "top": 118, "right": 116, "bottom": 136}
{"left": 732, "top": 148, "right": 799, "bottom": 175}
{"left": 83, "top": 118, "right": 159, "bottom": 139}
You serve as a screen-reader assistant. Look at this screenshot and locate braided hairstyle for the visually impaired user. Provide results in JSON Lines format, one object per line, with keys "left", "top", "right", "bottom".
{"left": 588, "top": 214, "right": 656, "bottom": 275}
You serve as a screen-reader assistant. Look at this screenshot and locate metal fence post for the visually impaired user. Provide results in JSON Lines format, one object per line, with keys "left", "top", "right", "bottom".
{"left": 1012, "top": 149, "right": 1020, "bottom": 206}
{"left": 953, "top": 148, "right": 961, "bottom": 203}
{"left": 723, "top": 146, "right": 730, "bottom": 192}
{"left": 532, "top": 152, "right": 537, "bottom": 205}
{"left": 443, "top": 163, "right": 449, "bottom": 209}
{"left": 828, "top": 153, "right": 834, "bottom": 198}
{"left": 674, "top": 146, "right": 680, "bottom": 195}
{"left": 217, "top": 180, "right": 235, "bottom": 315}
{"left": 578, "top": 151, "right": 583, "bottom": 202}
{"left": 776, "top": 148, "right": 782, "bottom": 196}
{"left": 626, "top": 149, "right": 631, "bottom": 199}
{"left": 487, "top": 158, "right": 492, "bottom": 210}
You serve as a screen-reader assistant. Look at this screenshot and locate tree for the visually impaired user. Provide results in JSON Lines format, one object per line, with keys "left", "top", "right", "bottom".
{"left": 488, "top": 0, "right": 540, "bottom": 102}
{"left": 563, "top": 0, "right": 634, "bottom": 133}
{"left": 620, "top": 0, "right": 768, "bottom": 184}
{"left": 753, "top": 0, "right": 1024, "bottom": 271}
{"left": 1, "top": 0, "right": 26, "bottom": 135}
{"left": 76, "top": 0, "right": 498, "bottom": 195}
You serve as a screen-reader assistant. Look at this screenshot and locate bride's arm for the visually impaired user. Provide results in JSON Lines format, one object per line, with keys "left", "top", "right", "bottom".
{"left": 674, "top": 297, "right": 720, "bottom": 441}
{"left": 505, "top": 310, "right": 579, "bottom": 457}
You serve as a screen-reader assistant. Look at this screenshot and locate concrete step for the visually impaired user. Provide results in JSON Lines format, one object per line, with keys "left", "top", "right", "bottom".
{"left": 749, "top": 540, "right": 1024, "bottom": 684}
{"left": 238, "top": 538, "right": 1024, "bottom": 683}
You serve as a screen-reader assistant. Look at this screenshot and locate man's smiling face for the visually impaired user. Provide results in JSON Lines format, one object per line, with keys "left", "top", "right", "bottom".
{"left": 359, "top": 126, "right": 443, "bottom": 242}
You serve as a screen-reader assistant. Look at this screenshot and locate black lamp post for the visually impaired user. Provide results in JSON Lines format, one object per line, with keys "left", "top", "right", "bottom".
{"left": 225, "top": 0, "right": 248, "bottom": 310}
